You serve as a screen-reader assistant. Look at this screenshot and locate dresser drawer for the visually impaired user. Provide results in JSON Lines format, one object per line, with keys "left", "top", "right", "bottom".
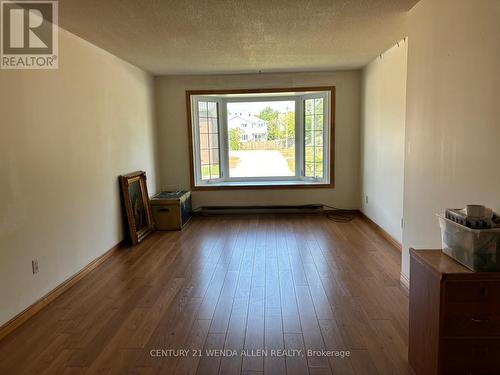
{"left": 442, "top": 338, "right": 500, "bottom": 374}
{"left": 410, "top": 250, "right": 500, "bottom": 375}
{"left": 444, "top": 304, "right": 500, "bottom": 337}
{"left": 444, "top": 281, "right": 500, "bottom": 303}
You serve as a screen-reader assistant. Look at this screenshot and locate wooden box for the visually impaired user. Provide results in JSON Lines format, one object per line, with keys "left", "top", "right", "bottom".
{"left": 150, "top": 191, "right": 192, "bottom": 230}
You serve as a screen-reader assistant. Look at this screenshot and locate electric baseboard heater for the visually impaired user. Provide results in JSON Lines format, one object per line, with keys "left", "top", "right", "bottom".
{"left": 197, "top": 204, "right": 324, "bottom": 215}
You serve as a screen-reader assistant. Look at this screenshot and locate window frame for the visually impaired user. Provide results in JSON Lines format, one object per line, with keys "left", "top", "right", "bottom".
{"left": 190, "top": 96, "right": 226, "bottom": 183}
{"left": 186, "top": 87, "right": 335, "bottom": 190}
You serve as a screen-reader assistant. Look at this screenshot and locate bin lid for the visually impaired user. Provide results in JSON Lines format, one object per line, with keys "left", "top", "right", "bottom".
{"left": 151, "top": 191, "right": 190, "bottom": 201}
{"left": 437, "top": 214, "right": 500, "bottom": 233}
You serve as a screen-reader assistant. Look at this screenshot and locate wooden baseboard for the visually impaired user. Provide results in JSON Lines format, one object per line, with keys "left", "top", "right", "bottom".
{"left": 358, "top": 211, "right": 402, "bottom": 251}
{"left": 400, "top": 272, "right": 410, "bottom": 293}
{"left": 358, "top": 212, "right": 408, "bottom": 291}
{"left": 0, "top": 241, "right": 125, "bottom": 342}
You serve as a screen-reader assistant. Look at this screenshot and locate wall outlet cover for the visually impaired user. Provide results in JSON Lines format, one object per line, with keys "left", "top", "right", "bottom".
{"left": 32, "top": 260, "right": 39, "bottom": 274}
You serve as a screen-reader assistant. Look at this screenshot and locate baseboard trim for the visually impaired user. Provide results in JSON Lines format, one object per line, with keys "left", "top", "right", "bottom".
{"left": 400, "top": 272, "right": 410, "bottom": 293}
{"left": 358, "top": 211, "right": 402, "bottom": 251}
{"left": 0, "top": 241, "right": 125, "bottom": 342}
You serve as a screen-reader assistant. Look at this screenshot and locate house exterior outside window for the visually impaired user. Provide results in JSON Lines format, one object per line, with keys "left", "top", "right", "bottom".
{"left": 228, "top": 114, "right": 268, "bottom": 143}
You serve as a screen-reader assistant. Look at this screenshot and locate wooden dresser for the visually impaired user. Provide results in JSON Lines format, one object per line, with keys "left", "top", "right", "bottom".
{"left": 409, "top": 249, "right": 500, "bottom": 374}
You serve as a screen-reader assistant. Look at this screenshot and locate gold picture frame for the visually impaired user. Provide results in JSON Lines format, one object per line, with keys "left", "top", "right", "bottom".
{"left": 119, "top": 171, "right": 154, "bottom": 245}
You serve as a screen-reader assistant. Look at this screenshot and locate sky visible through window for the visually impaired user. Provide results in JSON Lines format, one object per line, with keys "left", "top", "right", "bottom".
{"left": 227, "top": 101, "right": 294, "bottom": 116}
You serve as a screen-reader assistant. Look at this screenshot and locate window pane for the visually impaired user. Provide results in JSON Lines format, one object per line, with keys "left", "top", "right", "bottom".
{"left": 207, "top": 102, "right": 217, "bottom": 117}
{"left": 305, "top": 146, "right": 314, "bottom": 159}
{"left": 227, "top": 100, "right": 296, "bottom": 177}
{"left": 199, "top": 133, "right": 209, "bottom": 149}
{"left": 209, "top": 133, "right": 219, "bottom": 148}
{"left": 210, "top": 163, "right": 220, "bottom": 179}
{"left": 314, "top": 115, "right": 324, "bottom": 130}
{"left": 305, "top": 99, "right": 314, "bottom": 115}
{"left": 197, "top": 100, "right": 221, "bottom": 181}
{"left": 208, "top": 118, "right": 218, "bottom": 133}
{"left": 210, "top": 148, "right": 219, "bottom": 164}
{"left": 199, "top": 118, "right": 209, "bottom": 133}
{"left": 201, "top": 165, "right": 211, "bottom": 180}
{"left": 200, "top": 149, "right": 210, "bottom": 165}
{"left": 305, "top": 131, "right": 314, "bottom": 146}
{"left": 314, "top": 132, "right": 323, "bottom": 147}
{"left": 198, "top": 101, "right": 208, "bottom": 117}
{"left": 193, "top": 93, "right": 329, "bottom": 186}
{"left": 315, "top": 147, "right": 324, "bottom": 163}
{"left": 305, "top": 162, "right": 314, "bottom": 177}
{"left": 315, "top": 162, "right": 323, "bottom": 178}
{"left": 305, "top": 115, "right": 313, "bottom": 131}
{"left": 304, "top": 96, "right": 325, "bottom": 179}
{"left": 314, "top": 98, "right": 324, "bottom": 114}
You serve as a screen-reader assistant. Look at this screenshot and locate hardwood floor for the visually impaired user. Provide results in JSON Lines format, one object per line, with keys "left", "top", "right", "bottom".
{"left": 0, "top": 214, "right": 410, "bottom": 374}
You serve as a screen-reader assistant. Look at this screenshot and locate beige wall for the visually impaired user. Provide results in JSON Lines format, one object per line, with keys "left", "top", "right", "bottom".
{"left": 0, "top": 29, "right": 158, "bottom": 325}
{"left": 155, "top": 71, "right": 361, "bottom": 209}
{"left": 361, "top": 41, "right": 407, "bottom": 243}
{"left": 402, "top": 0, "right": 500, "bottom": 278}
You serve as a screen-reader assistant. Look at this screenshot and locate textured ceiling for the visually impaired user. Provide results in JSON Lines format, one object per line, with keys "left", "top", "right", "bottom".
{"left": 58, "top": 0, "right": 419, "bottom": 75}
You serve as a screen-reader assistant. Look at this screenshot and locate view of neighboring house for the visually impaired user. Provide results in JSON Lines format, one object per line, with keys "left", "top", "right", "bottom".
{"left": 228, "top": 113, "right": 268, "bottom": 142}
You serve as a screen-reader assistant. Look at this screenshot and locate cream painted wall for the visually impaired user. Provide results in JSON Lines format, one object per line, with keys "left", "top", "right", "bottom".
{"left": 361, "top": 41, "right": 407, "bottom": 243}
{"left": 0, "top": 29, "right": 158, "bottom": 325}
{"left": 402, "top": 0, "right": 500, "bottom": 278}
{"left": 155, "top": 71, "right": 361, "bottom": 209}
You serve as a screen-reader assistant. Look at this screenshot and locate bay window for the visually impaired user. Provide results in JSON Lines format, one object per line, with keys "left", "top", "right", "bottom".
{"left": 187, "top": 87, "right": 335, "bottom": 189}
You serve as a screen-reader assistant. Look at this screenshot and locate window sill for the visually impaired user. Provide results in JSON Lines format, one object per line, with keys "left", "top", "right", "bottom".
{"left": 193, "top": 180, "right": 334, "bottom": 190}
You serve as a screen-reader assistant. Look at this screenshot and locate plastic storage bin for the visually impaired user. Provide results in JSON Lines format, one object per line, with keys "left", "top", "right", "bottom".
{"left": 438, "top": 215, "right": 500, "bottom": 271}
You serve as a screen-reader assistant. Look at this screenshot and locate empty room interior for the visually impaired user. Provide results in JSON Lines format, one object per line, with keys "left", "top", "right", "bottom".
{"left": 1, "top": 0, "right": 500, "bottom": 374}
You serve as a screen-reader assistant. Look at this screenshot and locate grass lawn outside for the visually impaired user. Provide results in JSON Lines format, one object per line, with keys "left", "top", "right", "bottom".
{"left": 278, "top": 148, "right": 295, "bottom": 172}
{"left": 278, "top": 147, "right": 323, "bottom": 177}
{"left": 201, "top": 157, "right": 240, "bottom": 179}
{"left": 201, "top": 164, "right": 220, "bottom": 179}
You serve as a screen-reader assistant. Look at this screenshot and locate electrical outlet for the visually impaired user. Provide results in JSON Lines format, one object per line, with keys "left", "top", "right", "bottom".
{"left": 365, "top": 195, "right": 369, "bottom": 204}
{"left": 32, "top": 260, "right": 39, "bottom": 274}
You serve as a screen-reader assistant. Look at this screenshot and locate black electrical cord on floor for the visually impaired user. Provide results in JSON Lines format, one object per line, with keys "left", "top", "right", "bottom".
{"left": 321, "top": 204, "right": 355, "bottom": 223}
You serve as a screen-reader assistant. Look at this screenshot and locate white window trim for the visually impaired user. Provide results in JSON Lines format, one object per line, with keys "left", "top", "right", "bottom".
{"left": 191, "top": 96, "right": 225, "bottom": 183}
{"left": 190, "top": 90, "right": 332, "bottom": 188}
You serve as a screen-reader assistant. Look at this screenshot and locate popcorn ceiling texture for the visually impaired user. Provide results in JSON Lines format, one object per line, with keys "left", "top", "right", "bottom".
{"left": 59, "top": 0, "right": 418, "bottom": 74}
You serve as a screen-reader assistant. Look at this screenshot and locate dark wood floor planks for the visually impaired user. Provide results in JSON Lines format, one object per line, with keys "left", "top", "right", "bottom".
{"left": 0, "top": 214, "right": 410, "bottom": 374}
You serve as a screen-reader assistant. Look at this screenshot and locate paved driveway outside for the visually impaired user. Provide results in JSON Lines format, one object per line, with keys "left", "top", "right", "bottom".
{"left": 229, "top": 150, "right": 293, "bottom": 177}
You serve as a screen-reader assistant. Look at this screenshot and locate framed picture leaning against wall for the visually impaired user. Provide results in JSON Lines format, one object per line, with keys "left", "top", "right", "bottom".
{"left": 119, "top": 171, "right": 154, "bottom": 245}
